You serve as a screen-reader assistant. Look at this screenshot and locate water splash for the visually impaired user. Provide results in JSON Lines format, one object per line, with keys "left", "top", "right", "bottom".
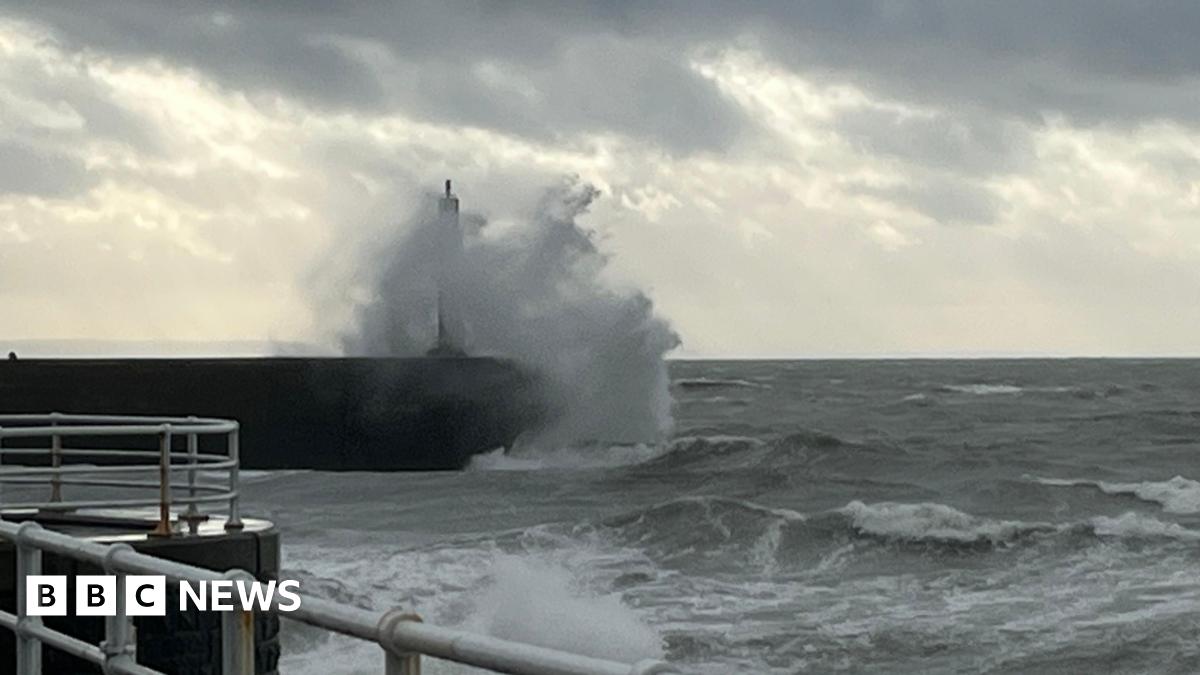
{"left": 344, "top": 178, "right": 680, "bottom": 451}
{"left": 468, "top": 555, "right": 664, "bottom": 663}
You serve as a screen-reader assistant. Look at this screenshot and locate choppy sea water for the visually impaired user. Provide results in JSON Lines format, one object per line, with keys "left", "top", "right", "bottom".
{"left": 242, "top": 359, "right": 1200, "bottom": 674}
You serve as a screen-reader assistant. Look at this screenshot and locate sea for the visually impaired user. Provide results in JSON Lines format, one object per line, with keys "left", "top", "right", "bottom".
{"left": 242, "top": 359, "right": 1200, "bottom": 674}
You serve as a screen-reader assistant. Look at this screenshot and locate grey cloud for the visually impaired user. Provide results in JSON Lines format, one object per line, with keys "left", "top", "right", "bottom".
{"left": 5, "top": 1, "right": 743, "bottom": 154}
{"left": 377, "top": 35, "right": 744, "bottom": 154}
{"left": 0, "top": 140, "right": 93, "bottom": 197}
{"left": 9, "top": 0, "right": 1199, "bottom": 161}
{"left": 836, "top": 106, "right": 1032, "bottom": 177}
{"left": 10, "top": 3, "right": 387, "bottom": 109}
{"left": 853, "top": 177, "right": 1000, "bottom": 227}
{"left": 896, "top": 180, "right": 1000, "bottom": 227}
{"left": 729, "top": 1, "right": 1200, "bottom": 128}
{"left": 548, "top": 2, "right": 1200, "bottom": 129}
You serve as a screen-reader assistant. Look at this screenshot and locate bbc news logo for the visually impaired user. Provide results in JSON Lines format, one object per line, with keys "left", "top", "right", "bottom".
{"left": 26, "top": 576, "right": 302, "bottom": 616}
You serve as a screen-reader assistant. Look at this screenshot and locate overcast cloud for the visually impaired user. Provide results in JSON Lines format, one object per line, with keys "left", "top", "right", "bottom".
{"left": 3, "top": 1, "right": 1200, "bottom": 356}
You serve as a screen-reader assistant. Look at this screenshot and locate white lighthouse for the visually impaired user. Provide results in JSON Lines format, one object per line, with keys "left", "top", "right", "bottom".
{"left": 430, "top": 179, "right": 465, "bottom": 356}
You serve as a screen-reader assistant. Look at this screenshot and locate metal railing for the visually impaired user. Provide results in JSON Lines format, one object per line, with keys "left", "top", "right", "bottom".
{"left": 0, "top": 413, "right": 679, "bottom": 675}
{"left": 0, "top": 520, "right": 677, "bottom": 675}
{"left": 0, "top": 413, "right": 242, "bottom": 535}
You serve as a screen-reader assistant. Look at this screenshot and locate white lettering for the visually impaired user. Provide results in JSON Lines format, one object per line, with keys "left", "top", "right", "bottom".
{"left": 236, "top": 579, "right": 276, "bottom": 611}
{"left": 178, "top": 580, "right": 207, "bottom": 611}
{"left": 276, "top": 580, "right": 302, "bottom": 612}
{"left": 209, "top": 579, "right": 234, "bottom": 610}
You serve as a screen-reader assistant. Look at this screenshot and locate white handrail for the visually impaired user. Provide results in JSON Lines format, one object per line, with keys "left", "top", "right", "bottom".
{"left": 0, "top": 412, "right": 242, "bottom": 534}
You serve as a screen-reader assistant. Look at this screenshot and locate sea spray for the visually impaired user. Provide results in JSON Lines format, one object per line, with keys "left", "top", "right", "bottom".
{"left": 344, "top": 179, "right": 679, "bottom": 451}
{"left": 468, "top": 555, "right": 664, "bottom": 663}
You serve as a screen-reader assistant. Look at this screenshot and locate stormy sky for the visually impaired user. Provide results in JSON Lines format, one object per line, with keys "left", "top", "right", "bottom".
{"left": 2, "top": 1, "right": 1200, "bottom": 356}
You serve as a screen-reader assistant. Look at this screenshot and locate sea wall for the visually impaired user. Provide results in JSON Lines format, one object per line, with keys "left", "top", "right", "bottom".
{"left": 0, "top": 358, "right": 544, "bottom": 470}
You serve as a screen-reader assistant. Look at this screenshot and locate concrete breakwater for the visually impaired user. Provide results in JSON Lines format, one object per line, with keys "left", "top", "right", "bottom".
{"left": 0, "top": 358, "right": 544, "bottom": 470}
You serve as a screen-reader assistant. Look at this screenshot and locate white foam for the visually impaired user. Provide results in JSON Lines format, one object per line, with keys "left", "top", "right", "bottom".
{"left": 280, "top": 527, "right": 666, "bottom": 670}
{"left": 467, "top": 555, "right": 664, "bottom": 663}
{"left": 1034, "top": 475, "right": 1200, "bottom": 514}
{"left": 1090, "top": 512, "right": 1200, "bottom": 541}
{"left": 840, "top": 500, "right": 1040, "bottom": 543}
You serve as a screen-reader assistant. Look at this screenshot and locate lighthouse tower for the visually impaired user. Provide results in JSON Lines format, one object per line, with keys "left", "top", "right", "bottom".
{"left": 430, "top": 179, "right": 465, "bottom": 356}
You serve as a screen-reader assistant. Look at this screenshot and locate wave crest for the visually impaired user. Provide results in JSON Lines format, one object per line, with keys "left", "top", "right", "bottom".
{"left": 1034, "top": 475, "right": 1200, "bottom": 514}
{"left": 638, "top": 429, "right": 878, "bottom": 473}
{"left": 1089, "top": 512, "right": 1200, "bottom": 541}
{"left": 839, "top": 500, "right": 1053, "bottom": 545}
{"left": 597, "top": 496, "right": 1200, "bottom": 574}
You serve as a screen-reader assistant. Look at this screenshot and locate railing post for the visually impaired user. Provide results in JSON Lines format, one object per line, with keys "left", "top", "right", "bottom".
{"left": 102, "top": 544, "right": 137, "bottom": 671}
{"left": 16, "top": 521, "right": 44, "bottom": 674}
{"left": 184, "top": 416, "right": 201, "bottom": 535}
{"left": 225, "top": 425, "right": 242, "bottom": 531}
{"left": 152, "top": 424, "right": 173, "bottom": 537}
{"left": 384, "top": 650, "right": 421, "bottom": 675}
{"left": 221, "top": 569, "right": 255, "bottom": 675}
{"left": 49, "top": 412, "right": 62, "bottom": 503}
{"left": 378, "top": 609, "right": 423, "bottom": 675}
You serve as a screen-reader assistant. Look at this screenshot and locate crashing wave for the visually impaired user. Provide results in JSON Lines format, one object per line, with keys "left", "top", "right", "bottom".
{"left": 1089, "top": 512, "right": 1200, "bottom": 541}
{"left": 598, "top": 496, "right": 806, "bottom": 573}
{"left": 651, "top": 435, "right": 766, "bottom": 464}
{"left": 1033, "top": 475, "right": 1200, "bottom": 514}
{"left": 838, "top": 500, "right": 1053, "bottom": 545}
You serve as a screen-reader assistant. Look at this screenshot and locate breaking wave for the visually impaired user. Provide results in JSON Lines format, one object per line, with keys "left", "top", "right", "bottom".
{"left": 465, "top": 556, "right": 664, "bottom": 662}
{"left": 838, "top": 500, "right": 1052, "bottom": 545}
{"left": 637, "top": 435, "right": 766, "bottom": 470}
{"left": 1089, "top": 512, "right": 1200, "bottom": 541}
{"left": 282, "top": 550, "right": 663, "bottom": 673}
{"left": 647, "top": 429, "right": 863, "bottom": 465}
{"left": 1033, "top": 475, "right": 1200, "bottom": 514}
{"left": 595, "top": 496, "right": 1200, "bottom": 573}
{"left": 336, "top": 179, "right": 679, "bottom": 454}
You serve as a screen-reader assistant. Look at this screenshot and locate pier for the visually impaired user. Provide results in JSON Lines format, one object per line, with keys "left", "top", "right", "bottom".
{"left": 0, "top": 413, "right": 677, "bottom": 674}
{"left": 0, "top": 358, "right": 546, "bottom": 471}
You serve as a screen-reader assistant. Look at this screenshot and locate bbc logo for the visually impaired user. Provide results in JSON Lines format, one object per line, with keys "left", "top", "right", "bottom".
{"left": 27, "top": 575, "right": 166, "bottom": 616}
{"left": 26, "top": 575, "right": 302, "bottom": 615}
